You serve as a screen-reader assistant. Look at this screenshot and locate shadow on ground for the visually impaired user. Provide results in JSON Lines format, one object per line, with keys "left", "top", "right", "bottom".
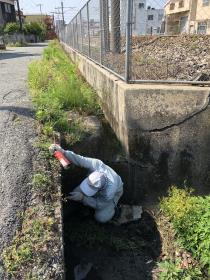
{"left": 0, "top": 51, "right": 41, "bottom": 60}
{"left": 0, "top": 106, "right": 35, "bottom": 119}
{"left": 62, "top": 167, "right": 162, "bottom": 280}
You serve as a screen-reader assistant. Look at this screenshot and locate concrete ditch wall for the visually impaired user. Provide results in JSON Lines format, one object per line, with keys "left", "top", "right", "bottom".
{"left": 62, "top": 43, "right": 210, "bottom": 205}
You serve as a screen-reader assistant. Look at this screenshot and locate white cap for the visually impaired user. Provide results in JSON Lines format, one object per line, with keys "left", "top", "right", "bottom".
{"left": 80, "top": 171, "right": 107, "bottom": 197}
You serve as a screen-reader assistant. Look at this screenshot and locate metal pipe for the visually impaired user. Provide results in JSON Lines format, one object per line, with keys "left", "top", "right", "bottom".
{"left": 129, "top": 80, "right": 210, "bottom": 86}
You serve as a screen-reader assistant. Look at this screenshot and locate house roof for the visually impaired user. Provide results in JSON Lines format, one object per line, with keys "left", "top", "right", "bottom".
{"left": 24, "top": 14, "right": 50, "bottom": 17}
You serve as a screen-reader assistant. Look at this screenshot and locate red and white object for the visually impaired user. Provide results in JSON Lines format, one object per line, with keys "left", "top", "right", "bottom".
{"left": 54, "top": 151, "right": 71, "bottom": 169}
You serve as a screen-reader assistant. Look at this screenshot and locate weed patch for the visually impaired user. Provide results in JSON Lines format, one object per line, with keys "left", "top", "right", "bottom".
{"left": 32, "top": 173, "right": 51, "bottom": 195}
{"left": 2, "top": 207, "right": 55, "bottom": 276}
{"left": 158, "top": 259, "right": 203, "bottom": 280}
{"left": 158, "top": 186, "right": 210, "bottom": 278}
{"left": 28, "top": 40, "right": 100, "bottom": 140}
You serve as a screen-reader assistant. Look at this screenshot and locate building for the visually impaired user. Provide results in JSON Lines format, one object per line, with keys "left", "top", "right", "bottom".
{"left": 195, "top": 0, "right": 210, "bottom": 34}
{"left": 146, "top": 6, "right": 164, "bottom": 34}
{"left": 25, "top": 14, "right": 46, "bottom": 24}
{"left": 121, "top": 0, "right": 164, "bottom": 35}
{"left": 164, "top": 0, "right": 210, "bottom": 34}
{"left": 0, "top": 0, "right": 16, "bottom": 27}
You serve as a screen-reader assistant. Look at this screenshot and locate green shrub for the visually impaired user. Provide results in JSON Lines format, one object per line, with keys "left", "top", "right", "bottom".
{"left": 0, "top": 25, "right": 4, "bottom": 34}
{"left": 23, "top": 22, "right": 46, "bottom": 39}
{"left": 4, "top": 22, "right": 20, "bottom": 34}
{"left": 7, "top": 41, "right": 27, "bottom": 47}
{"left": 160, "top": 187, "right": 210, "bottom": 273}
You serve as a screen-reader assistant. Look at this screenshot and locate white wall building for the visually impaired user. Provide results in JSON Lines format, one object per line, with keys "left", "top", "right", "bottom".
{"left": 121, "top": 0, "right": 164, "bottom": 35}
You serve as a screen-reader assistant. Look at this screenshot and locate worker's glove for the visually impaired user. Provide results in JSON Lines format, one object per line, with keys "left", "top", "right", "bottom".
{"left": 49, "top": 144, "right": 65, "bottom": 155}
{"left": 69, "top": 192, "right": 84, "bottom": 202}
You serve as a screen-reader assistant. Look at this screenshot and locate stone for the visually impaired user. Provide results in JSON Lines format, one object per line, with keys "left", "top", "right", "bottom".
{"left": 114, "top": 205, "right": 143, "bottom": 225}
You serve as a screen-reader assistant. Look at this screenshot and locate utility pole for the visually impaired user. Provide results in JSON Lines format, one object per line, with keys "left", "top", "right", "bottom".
{"left": 50, "top": 12, "right": 55, "bottom": 28}
{"left": 54, "top": 4, "right": 75, "bottom": 26}
{"left": 37, "top": 4, "right": 43, "bottom": 22}
{"left": 16, "top": 0, "right": 22, "bottom": 32}
{"left": 111, "top": 0, "right": 121, "bottom": 53}
{"left": 102, "top": 0, "right": 110, "bottom": 52}
{"left": 37, "top": 4, "right": 43, "bottom": 15}
{"left": 61, "top": 1, "right": 65, "bottom": 25}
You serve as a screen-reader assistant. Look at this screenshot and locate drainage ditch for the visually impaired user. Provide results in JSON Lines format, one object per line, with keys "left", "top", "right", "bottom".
{"left": 61, "top": 118, "right": 162, "bottom": 280}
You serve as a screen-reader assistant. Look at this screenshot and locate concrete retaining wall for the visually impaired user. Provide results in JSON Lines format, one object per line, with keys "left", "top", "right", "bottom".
{"left": 62, "top": 42, "right": 210, "bottom": 205}
{"left": 3, "top": 33, "right": 39, "bottom": 44}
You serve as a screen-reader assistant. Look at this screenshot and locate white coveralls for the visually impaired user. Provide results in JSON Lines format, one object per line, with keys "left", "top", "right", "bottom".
{"left": 64, "top": 151, "right": 124, "bottom": 223}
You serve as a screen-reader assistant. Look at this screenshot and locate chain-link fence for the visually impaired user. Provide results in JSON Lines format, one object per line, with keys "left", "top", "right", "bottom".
{"left": 59, "top": 0, "right": 210, "bottom": 85}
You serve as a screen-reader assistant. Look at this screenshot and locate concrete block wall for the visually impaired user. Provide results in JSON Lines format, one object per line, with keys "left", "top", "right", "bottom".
{"left": 62, "top": 43, "right": 210, "bottom": 205}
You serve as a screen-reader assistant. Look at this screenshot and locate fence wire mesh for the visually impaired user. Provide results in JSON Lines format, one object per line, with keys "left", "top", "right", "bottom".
{"left": 59, "top": 0, "right": 210, "bottom": 84}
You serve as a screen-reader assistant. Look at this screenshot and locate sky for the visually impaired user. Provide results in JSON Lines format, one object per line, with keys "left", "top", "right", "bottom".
{"left": 19, "top": 0, "right": 166, "bottom": 24}
{"left": 19, "top": 0, "right": 87, "bottom": 23}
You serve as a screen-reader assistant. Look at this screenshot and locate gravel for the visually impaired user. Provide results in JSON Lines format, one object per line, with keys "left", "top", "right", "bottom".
{"left": 0, "top": 44, "right": 47, "bottom": 259}
{"left": 131, "top": 35, "right": 210, "bottom": 81}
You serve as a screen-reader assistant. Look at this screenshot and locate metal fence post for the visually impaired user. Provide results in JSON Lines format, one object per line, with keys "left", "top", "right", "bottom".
{"left": 73, "top": 22, "right": 75, "bottom": 49}
{"left": 80, "top": 10, "right": 84, "bottom": 53}
{"left": 87, "top": 2, "right": 91, "bottom": 57}
{"left": 125, "top": 0, "right": 132, "bottom": 82}
{"left": 76, "top": 16, "right": 79, "bottom": 50}
{"left": 100, "top": 0, "right": 103, "bottom": 64}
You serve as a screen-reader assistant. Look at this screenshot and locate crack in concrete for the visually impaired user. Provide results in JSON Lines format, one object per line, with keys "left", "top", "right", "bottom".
{"left": 2, "top": 89, "right": 25, "bottom": 103}
{"left": 143, "top": 95, "right": 210, "bottom": 133}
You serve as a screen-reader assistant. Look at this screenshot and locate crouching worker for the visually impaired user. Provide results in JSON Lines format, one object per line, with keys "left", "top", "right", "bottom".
{"left": 49, "top": 144, "right": 124, "bottom": 223}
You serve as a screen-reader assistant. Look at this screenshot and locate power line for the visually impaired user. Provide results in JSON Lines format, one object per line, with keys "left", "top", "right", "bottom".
{"left": 54, "top": 2, "right": 75, "bottom": 24}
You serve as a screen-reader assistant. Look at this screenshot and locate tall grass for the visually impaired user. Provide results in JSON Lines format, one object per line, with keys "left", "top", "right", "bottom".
{"left": 28, "top": 40, "right": 99, "bottom": 136}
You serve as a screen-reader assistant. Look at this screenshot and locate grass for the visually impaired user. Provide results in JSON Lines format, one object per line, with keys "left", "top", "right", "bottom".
{"left": 2, "top": 207, "right": 55, "bottom": 276}
{"left": 28, "top": 40, "right": 100, "bottom": 141}
{"left": 32, "top": 173, "right": 51, "bottom": 195}
{"left": 158, "top": 259, "right": 203, "bottom": 280}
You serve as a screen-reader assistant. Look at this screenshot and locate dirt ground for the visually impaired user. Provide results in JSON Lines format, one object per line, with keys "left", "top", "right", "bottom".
{"left": 63, "top": 203, "right": 161, "bottom": 280}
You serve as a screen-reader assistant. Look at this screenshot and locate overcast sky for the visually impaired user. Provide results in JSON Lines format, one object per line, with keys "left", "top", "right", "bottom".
{"left": 19, "top": 0, "right": 87, "bottom": 22}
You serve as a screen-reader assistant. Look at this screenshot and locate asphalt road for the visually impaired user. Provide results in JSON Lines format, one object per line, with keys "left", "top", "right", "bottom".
{"left": 0, "top": 44, "right": 47, "bottom": 260}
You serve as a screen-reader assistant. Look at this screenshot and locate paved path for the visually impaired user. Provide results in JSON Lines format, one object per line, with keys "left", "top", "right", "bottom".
{"left": 0, "top": 44, "right": 47, "bottom": 257}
